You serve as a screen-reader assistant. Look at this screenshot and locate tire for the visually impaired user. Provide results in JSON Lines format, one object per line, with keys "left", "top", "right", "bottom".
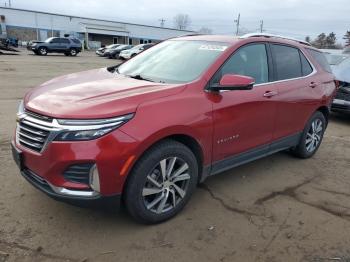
{"left": 124, "top": 140, "right": 198, "bottom": 224}
{"left": 64, "top": 52, "right": 70, "bottom": 56}
{"left": 291, "top": 111, "right": 326, "bottom": 158}
{"left": 69, "top": 48, "right": 77, "bottom": 56}
{"left": 38, "top": 47, "right": 47, "bottom": 56}
{"left": 131, "top": 53, "right": 136, "bottom": 58}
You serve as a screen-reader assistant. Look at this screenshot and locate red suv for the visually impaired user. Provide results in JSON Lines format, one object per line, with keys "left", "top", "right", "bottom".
{"left": 12, "top": 34, "right": 336, "bottom": 223}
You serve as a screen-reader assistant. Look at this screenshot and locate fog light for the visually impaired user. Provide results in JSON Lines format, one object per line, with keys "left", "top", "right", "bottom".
{"left": 89, "top": 165, "right": 100, "bottom": 192}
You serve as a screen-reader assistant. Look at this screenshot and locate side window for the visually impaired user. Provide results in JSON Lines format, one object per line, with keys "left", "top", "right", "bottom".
{"left": 214, "top": 44, "right": 269, "bottom": 84}
{"left": 307, "top": 49, "right": 332, "bottom": 73}
{"left": 50, "top": 38, "right": 60, "bottom": 44}
{"left": 60, "top": 38, "right": 70, "bottom": 44}
{"left": 271, "top": 44, "right": 302, "bottom": 80}
{"left": 299, "top": 51, "right": 313, "bottom": 76}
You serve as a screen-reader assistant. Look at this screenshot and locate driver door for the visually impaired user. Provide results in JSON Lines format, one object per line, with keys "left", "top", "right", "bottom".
{"left": 211, "top": 43, "right": 278, "bottom": 163}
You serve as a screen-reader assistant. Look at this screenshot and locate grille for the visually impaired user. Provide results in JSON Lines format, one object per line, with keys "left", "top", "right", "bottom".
{"left": 63, "top": 163, "right": 94, "bottom": 185}
{"left": 17, "top": 111, "right": 52, "bottom": 152}
{"left": 335, "top": 89, "right": 350, "bottom": 102}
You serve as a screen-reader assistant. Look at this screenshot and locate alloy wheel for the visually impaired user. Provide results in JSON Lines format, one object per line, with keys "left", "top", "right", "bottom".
{"left": 305, "top": 118, "right": 323, "bottom": 153}
{"left": 142, "top": 157, "right": 191, "bottom": 214}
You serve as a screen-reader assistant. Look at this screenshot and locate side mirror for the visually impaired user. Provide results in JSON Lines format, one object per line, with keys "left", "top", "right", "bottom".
{"left": 211, "top": 74, "right": 255, "bottom": 91}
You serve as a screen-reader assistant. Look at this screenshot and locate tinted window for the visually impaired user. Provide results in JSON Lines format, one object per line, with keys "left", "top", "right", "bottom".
{"left": 307, "top": 49, "right": 332, "bottom": 73}
{"left": 215, "top": 44, "right": 269, "bottom": 84}
{"left": 50, "top": 38, "right": 60, "bottom": 44}
{"left": 71, "top": 38, "right": 81, "bottom": 44}
{"left": 271, "top": 44, "right": 302, "bottom": 80}
{"left": 300, "top": 51, "right": 313, "bottom": 76}
{"left": 60, "top": 38, "right": 70, "bottom": 44}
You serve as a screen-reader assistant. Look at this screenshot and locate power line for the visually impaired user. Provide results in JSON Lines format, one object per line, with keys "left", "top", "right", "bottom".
{"left": 159, "top": 18, "right": 165, "bottom": 28}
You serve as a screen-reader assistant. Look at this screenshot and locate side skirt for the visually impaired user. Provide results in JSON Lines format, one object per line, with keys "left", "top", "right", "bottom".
{"left": 200, "top": 132, "right": 302, "bottom": 182}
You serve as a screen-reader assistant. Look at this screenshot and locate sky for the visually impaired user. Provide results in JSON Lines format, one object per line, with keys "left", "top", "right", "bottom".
{"left": 2, "top": 0, "right": 349, "bottom": 43}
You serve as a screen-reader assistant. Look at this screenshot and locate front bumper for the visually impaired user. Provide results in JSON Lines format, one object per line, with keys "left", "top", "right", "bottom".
{"left": 119, "top": 53, "right": 131, "bottom": 59}
{"left": 12, "top": 124, "right": 140, "bottom": 200}
{"left": 331, "top": 99, "right": 350, "bottom": 113}
{"left": 20, "top": 168, "right": 121, "bottom": 207}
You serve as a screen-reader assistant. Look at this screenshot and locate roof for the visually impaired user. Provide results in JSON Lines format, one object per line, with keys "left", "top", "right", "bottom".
{"left": 0, "top": 7, "right": 194, "bottom": 33}
{"left": 174, "top": 33, "right": 320, "bottom": 51}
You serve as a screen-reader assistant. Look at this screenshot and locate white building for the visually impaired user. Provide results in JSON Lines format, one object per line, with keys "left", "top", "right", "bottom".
{"left": 0, "top": 7, "right": 193, "bottom": 48}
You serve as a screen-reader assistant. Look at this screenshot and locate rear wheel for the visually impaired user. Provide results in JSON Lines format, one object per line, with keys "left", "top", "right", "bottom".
{"left": 38, "top": 47, "right": 47, "bottom": 56}
{"left": 124, "top": 140, "right": 198, "bottom": 224}
{"left": 291, "top": 111, "right": 326, "bottom": 158}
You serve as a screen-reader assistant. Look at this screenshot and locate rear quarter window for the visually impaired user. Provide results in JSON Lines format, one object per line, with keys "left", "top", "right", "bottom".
{"left": 307, "top": 49, "right": 332, "bottom": 73}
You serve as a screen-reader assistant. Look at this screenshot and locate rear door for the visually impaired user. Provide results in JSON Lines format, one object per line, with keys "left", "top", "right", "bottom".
{"left": 269, "top": 44, "right": 319, "bottom": 140}
{"left": 211, "top": 43, "right": 278, "bottom": 162}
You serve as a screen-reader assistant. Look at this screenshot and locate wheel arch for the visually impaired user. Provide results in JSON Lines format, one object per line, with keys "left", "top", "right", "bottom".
{"left": 121, "top": 133, "right": 205, "bottom": 196}
{"left": 316, "top": 106, "right": 330, "bottom": 126}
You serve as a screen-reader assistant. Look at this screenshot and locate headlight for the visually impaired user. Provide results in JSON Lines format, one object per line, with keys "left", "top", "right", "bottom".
{"left": 54, "top": 114, "right": 134, "bottom": 141}
{"left": 32, "top": 43, "right": 37, "bottom": 46}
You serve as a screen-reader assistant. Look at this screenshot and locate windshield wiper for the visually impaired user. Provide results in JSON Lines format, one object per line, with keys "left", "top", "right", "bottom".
{"left": 127, "top": 74, "right": 155, "bottom": 82}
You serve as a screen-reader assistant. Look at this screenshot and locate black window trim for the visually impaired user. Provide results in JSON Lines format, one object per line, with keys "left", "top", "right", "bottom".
{"left": 206, "top": 41, "right": 317, "bottom": 92}
{"left": 268, "top": 42, "right": 316, "bottom": 84}
{"left": 207, "top": 42, "right": 273, "bottom": 90}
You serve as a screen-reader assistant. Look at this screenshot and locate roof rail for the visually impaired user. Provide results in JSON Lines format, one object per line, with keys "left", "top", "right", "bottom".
{"left": 240, "top": 33, "right": 312, "bottom": 46}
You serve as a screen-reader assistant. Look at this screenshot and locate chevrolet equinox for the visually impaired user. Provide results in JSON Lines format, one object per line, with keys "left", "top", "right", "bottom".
{"left": 12, "top": 34, "right": 336, "bottom": 223}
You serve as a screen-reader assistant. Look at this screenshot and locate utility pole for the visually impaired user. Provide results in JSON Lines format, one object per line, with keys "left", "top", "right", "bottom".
{"left": 234, "top": 13, "right": 240, "bottom": 36}
{"left": 8, "top": 0, "right": 11, "bottom": 7}
{"left": 260, "top": 20, "right": 264, "bottom": 33}
{"left": 159, "top": 18, "right": 165, "bottom": 28}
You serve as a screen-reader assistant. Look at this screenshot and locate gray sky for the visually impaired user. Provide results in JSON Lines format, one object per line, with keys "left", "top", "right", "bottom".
{"left": 3, "top": 0, "right": 350, "bottom": 43}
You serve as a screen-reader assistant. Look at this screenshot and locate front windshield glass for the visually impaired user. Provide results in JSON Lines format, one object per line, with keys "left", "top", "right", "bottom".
{"left": 325, "top": 54, "right": 349, "bottom": 65}
{"left": 118, "top": 40, "right": 228, "bottom": 84}
{"left": 45, "top": 37, "right": 54, "bottom": 43}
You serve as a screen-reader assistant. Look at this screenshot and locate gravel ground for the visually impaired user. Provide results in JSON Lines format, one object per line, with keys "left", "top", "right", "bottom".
{"left": 1, "top": 49, "right": 350, "bottom": 262}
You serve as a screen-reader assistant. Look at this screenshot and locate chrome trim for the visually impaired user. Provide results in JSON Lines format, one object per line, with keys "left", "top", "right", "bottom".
{"left": 215, "top": 47, "right": 317, "bottom": 93}
{"left": 333, "top": 99, "right": 350, "bottom": 106}
{"left": 47, "top": 181, "right": 100, "bottom": 197}
{"left": 16, "top": 111, "right": 133, "bottom": 154}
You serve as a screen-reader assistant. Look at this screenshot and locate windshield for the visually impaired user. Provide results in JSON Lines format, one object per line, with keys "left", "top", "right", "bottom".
{"left": 45, "top": 37, "right": 54, "bottom": 43}
{"left": 118, "top": 40, "right": 228, "bottom": 84}
{"left": 325, "top": 54, "right": 349, "bottom": 65}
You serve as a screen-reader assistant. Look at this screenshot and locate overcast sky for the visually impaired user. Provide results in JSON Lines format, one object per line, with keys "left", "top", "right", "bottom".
{"left": 3, "top": 0, "right": 349, "bottom": 43}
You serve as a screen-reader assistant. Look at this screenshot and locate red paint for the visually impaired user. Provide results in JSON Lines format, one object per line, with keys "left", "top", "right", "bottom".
{"left": 15, "top": 35, "right": 336, "bottom": 197}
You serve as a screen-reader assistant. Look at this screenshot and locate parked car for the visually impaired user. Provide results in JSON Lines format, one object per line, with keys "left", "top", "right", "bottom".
{"left": 119, "top": 43, "right": 154, "bottom": 60}
{"left": 96, "top": 44, "right": 120, "bottom": 56}
{"left": 324, "top": 53, "right": 349, "bottom": 70}
{"left": 31, "top": 37, "right": 82, "bottom": 56}
{"left": 331, "top": 57, "right": 350, "bottom": 113}
{"left": 105, "top": 44, "right": 133, "bottom": 59}
{"left": 12, "top": 34, "right": 335, "bottom": 224}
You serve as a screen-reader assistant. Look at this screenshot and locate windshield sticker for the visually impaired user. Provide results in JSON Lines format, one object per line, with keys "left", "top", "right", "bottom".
{"left": 199, "top": 45, "right": 228, "bottom": 52}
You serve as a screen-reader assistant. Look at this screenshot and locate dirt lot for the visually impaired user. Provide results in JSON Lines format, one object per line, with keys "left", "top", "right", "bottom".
{"left": 1, "top": 49, "right": 350, "bottom": 262}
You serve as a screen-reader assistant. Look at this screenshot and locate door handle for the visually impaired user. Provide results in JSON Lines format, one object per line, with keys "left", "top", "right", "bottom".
{"left": 263, "top": 91, "right": 278, "bottom": 98}
{"left": 309, "top": 82, "right": 317, "bottom": 88}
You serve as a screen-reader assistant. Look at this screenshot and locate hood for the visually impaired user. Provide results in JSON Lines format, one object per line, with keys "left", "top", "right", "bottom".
{"left": 24, "top": 68, "right": 185, "bottom": 119}
{"left": 332, "top": 58, "right": 350, "bottom": 83}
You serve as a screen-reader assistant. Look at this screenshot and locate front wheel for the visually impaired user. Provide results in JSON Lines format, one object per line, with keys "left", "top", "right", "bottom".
{"left": 38, "top": 47, "right": 47, "bottom": 56}
{"left": 69, "top": 48, "right": 77, "bottom": 56}
{"left": 124, "top": 140, "right": 198, "bottom": 224}
{"left": 291, "top": 111, "right": 326, "bottom": 158}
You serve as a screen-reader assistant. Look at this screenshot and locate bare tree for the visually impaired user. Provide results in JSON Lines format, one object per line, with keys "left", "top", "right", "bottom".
{"left": 198, "top": 27, "right": 213, "bottom": 34}
{"left": 173, "top": 14, "right": 191, "bottom": 30}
